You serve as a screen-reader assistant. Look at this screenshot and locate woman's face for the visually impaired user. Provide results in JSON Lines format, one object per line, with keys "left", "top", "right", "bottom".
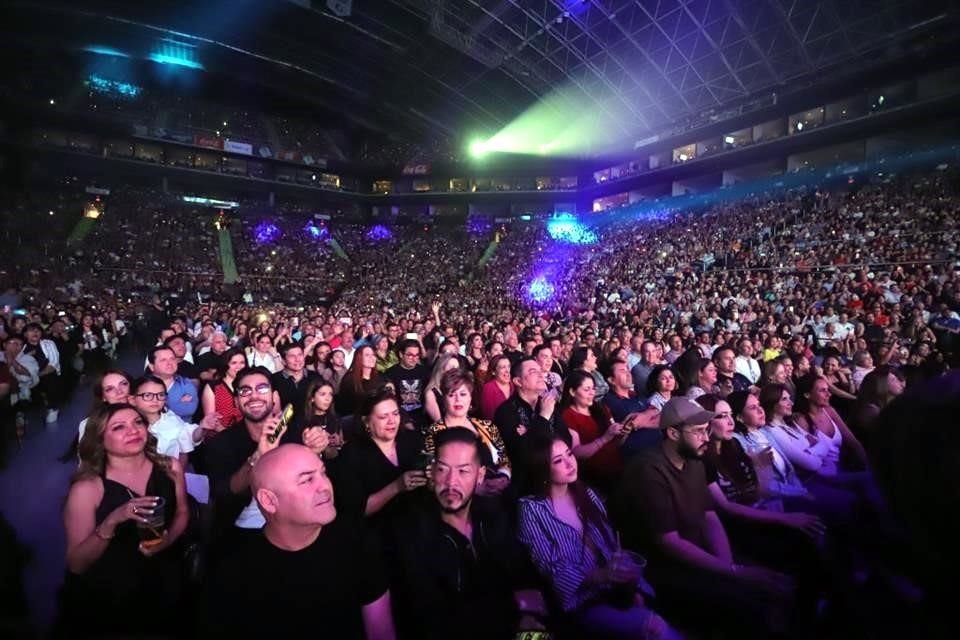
{"left": 256, "top": 336, "right": 272, "bottom": 353}
{"left": 102, "top": 408, "right": 148, "bottom": 457}
{"left": 549, "top": 440, "right": 578, "bottom": 485}
{"left": 489, "top": 342, "right": 504, "bottom": 357}
{"left": 443, "top": 357, "right": 460, "bottom": 373}
{"left": 101, "top": 374, "right": 131, "bottom": 405}
{"left": 709, "top": 400, "right": 735, "bottom": 441}
{"left": 445, "top": 384, "right": 472, "bottom": 418}
{"left": 739, "top": 393, "right": 766, "bottom": 428}
{"left": 331, "top": 351, "right": 345, "bottom": 368}
{"left": 657, "top": 369, "right": 676, "bottom": 394}
{"left": 887, "top": 372, "right": 905, "bottom": 397}
{"left": 376, "top": 338, "right": 388, "bottom": 353}
{"left": 781, "top": 359, "right": 794, "bottom": 378}
{"left": 361, "top": 347, "right": 377, "bottom": 370}
{"left": 770, "top": 363, "right": 787, "bottom": 384}
{"left": 776, "top": 389, "right": 793, "bottom": 417}
{"left": 131, "top": 381, "right": 166, "bottom": 417}
{"left": 823, "top": 357, "right": 839, "bottom": 374}
{"left": 311, "top": 385, "right": 334, "bottom": 413}
{"left": 808, "top": 379, "right": 831, "bottom": 407}
{"left": 227, "top": 354, "right": 247, "bottom": 377}
{"left": 315, "top": 345, "right": 331, "bottom": 362}
{"left": 584, "top": 349, "right": 597, "bottom": 371}
{"left": 495, "top": 358, "right": 511, "bottom": 384}
{"left": 367, "top": 399, "right": 400, "bottom": 442}
{"left": 471, "top": 335, "right": 483, "bottom": 350}
{"left": 700, "top": 362, "right": 718, "bottom": 386}
{"left": 569, "top": 377, "right": 596, "bottom": 408}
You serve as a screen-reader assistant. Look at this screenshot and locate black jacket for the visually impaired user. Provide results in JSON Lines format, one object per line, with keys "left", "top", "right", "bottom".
{"left": 390, "top": 495, "right": 524, "bottom": 639}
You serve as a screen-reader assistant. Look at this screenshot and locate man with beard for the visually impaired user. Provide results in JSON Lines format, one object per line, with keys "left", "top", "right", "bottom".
{"left": 205, "top": 367, "right": 329, "bottom": 539}
{"left": 390, "top": 428, "right": 541, "bottom": 639}
{"left": 209, "top": 444, "right": 395, "bottom": 639}
{"left": 615, "top": 397, "right": 795, "bottom": 638}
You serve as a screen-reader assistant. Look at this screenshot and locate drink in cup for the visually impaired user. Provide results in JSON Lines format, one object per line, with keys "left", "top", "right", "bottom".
{"left": 137, "top": 496, "right": 166, "bottom": 549}
{"left": 607, "top": 549, "right": 646, "bottom": 607}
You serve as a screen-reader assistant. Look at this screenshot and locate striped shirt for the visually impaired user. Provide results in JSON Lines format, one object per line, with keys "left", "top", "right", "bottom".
{"left": 517, "top": 489, "right": 617, "bottom": 612}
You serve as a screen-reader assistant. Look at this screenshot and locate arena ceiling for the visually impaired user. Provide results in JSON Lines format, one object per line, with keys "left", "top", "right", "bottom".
{"left": 3, "top": 0, "right": 958, "bottom": 148}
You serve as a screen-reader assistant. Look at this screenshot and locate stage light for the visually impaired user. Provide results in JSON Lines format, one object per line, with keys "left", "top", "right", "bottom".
{"left": 304, "top": 222, "right": 328, "bottom": 240}
{"left": 724, "top": 135, "right": 735, "bottom": 144}
{"left": 83, "top": 45, "right": 130, "bottom": 58}
{"left": 253, "top": 222, "right": 281, "bottom": 245}
{"left": 546, "top": 213, "right": 597, "bottom": 244}
{"left": 366, "top": 225, "right": 393, "bottom": 241}
{"left": 526, "top": 276, "right": 556, "bottom": 305}
{"left": 468, "top": 139, "right": 489, "bottom": 159}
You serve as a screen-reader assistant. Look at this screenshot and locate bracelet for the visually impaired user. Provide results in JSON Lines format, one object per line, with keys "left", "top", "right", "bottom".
{"left": 94, "top": 525, "right": 115, "bottom": 541}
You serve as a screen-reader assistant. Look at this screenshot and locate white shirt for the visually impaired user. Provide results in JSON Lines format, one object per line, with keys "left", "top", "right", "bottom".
{"left": 247, "top": 349, "right": 280, "bottom": 373}
{"left": 734, "top": 355, "right": 761, "bottom": 384}
{"left": 149, "top": 412, "right": 200, "bottom": 459}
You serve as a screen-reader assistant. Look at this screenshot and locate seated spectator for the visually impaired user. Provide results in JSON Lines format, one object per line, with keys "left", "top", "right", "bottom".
{"left": 615, "top": 397, "right": 795, "bottom": 637}
{"left": 734, "top": 338, "right": 762, "bottom": 385}
{"left": 850, "top": 350, "right": 875, "bottom": 393}
{"left": 204, "top": 367, "right": 321, "bottom": 538}
{"left": 324, "top": 348, "right": 349, "bottom": 391}
{"left": 163, "top": 333, "right": 199, "bottom": 381}
{"left": 392, "top": 428, "right": 536, "bottom": 638}
{"left": 147, "top": 346, "right": 198, "bottom": 421}
{"left": 22, "top": 322, "right": 62, "bottom": 423}
{"left": 852, "top": 365, "right": 906, "bottom": 446}
{"left": 303, "top": 379, "right": 345, "bottom": 460}
{"left": 712, "top": 346, "right": 752, "bottom": 394}
{"left": 336, "top": 345, "right": 385, "bottom": 417}
{"left": 560, "top": 370, "right": 627, "bottom": 495}
{"left": 194, "top": 331, "right": 229, "bottom": 382}
{"left": 726, "top": 390, "right": 809, "bottom": 503}
{"left": 58, "top": 404, "right": 188, "bottom": 637}
{"left": 199, "top": 348, "right": 246, "bottom": 430}
{"left": 336, "top": 388, "right": 425, "bottom": 534}
{"left": 630, "top": 340, "right": 661, "bottom": 394}
{"left": 373, "top": 336, "right": 398, "bottom": 373}
{"left": 423, "top": 369, "right": 511, "bottom": 496}
{"left": 493, "top": 357, "right": 558, "bottom": 496}
{"left": 684, "top": 358, "right": 718, "bottom": 400}
{"left": 385, "top": 339, "right": 430, "bottom": 429}
{"left": 569, "top": 346, "right": 609, "bottom": 402}
{"left": 76, "top": 369, "right": 133, "bottom": 440}
{"left": 422, "top": 353, "right": 462, "bottom": 423}
{"left": 129, "top": 375, "right": 221, "bottom": 466}
{"left": 209, "top": 444, "right": 395, "bottom": 638}
{"left": 519, "top": 432, "right": 680, "bottom": 640}
{"left": 479, "top": 354, "right": 512, "bottom": 421}
{"left": 602, "top": 359, "right": 662, "bottom": 456}
{"left": 271, "top": 341, "right": 319, "bottom": 416}
{"left": 644, "top": 365, "right": 677, "bottom": 411}
{"left": 246, "top": 333, "right": 281, "bottom": 373}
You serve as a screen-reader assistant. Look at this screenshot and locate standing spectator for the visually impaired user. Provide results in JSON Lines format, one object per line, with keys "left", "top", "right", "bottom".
{"left": 385, "top": 339, "right": 431, "bottom": 429}
{"left": 270, "top": 341, "right": 318, "bottom": 417}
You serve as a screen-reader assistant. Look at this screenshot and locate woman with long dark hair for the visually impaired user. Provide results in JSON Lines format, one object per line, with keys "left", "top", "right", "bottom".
{"left": 569, "top": 346, "right": 609, "bottom": 402}
{"left": 852, "top": 365, "right": 906, "bottom": 445}
{"left": 58, "top": 404, "right": 188, "bottom": 636}
{"left": 200, "top": 348, "right": 246, "bottom": 430}
{"left": 644, "top": 365, "right": 677, "bottom": 411}
{"left": 335, "top": 345, "right": 385, "bottom": 417}
{"left": 302, "top": 378, "right": 344, "bottom": 460}
{"left": 559, "top": 369, "right": 626, "bottom": 494}
{"left": 518, "top": 433, "right": 679, "bottom": 639}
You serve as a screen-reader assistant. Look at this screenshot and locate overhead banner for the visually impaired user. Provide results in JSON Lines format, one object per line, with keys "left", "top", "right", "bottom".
{"left": 194, "top": 135, "right": 222, "bottom": 150}
{"left": 224, "top": 139, "right": 253, "bottom": 155}
{"left": 402, "top": 163, "right": 430, "bottom": 175}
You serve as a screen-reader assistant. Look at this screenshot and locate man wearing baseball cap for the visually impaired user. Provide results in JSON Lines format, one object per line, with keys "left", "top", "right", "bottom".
{"left": 614, "top": 397, "right": 795, "bottom": 637}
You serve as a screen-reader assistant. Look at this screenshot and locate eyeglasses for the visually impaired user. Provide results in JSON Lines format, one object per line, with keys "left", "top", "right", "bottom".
{"left": 135, "top": 391, "right": 168, "bottom": 401}
{"left": 238, "top": 383, "right": 272, "bottom": 397}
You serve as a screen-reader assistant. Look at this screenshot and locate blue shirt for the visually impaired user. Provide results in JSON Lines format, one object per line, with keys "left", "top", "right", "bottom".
{"left": 166, "top": 376, "right": 199, "bottom": 420}
{"left": 603, "top": 391, "right": 661, "bottom": 457}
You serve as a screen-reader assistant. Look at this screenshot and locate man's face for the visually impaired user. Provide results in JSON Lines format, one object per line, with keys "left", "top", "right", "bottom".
{"left": 24, "top": 327, "right": 41, "bottom": 345}
{"left": 5, "top": 338, "right": 23, "bottom": 356}
{"left": 236, "top": 373, "right": 275, "bottom": 422}
{"left": 535, "top": 348, "right": 553, "bottom": 374}
{"left": 715, "top": 349, "right": 735, "bottom": 374}
{"left": 671, "top": 423, "right": 710, "bottom": 459}
{"left": 516, "top": 360, "right": 546, "bottom": 395}
{"left": 340, "top": 331, "right": 354, "bottom": 349}
{"left": 167, "top": 337, "right": 187, "bottom": 359}
{"left": 642, "top": 341, "right": 658, "bottom": 364}
{"left": 258, "top": 448, "right": 336, "bottom": 526}
{"left": 388, "top": 325, "right": 401, "bottom": 340}
{"left": 283, "top": 347, "right": 305, "bottom": 373}
{"left": 211, "top": 333, "right": 227, "bottom": 353}
{"left": 432, "top": 441, "right": 483, "bottom": 515}
{"left": 610, "top": 362, "right": 633, "bottom": 391}
{"left": 401, "top": 345, "right": 420, "bottom": 368}
{"left": 738, "top": 341, "right": 753, "bottom": 358}
{"left": 150, "top": 348, "right": 178, "bottom": 377}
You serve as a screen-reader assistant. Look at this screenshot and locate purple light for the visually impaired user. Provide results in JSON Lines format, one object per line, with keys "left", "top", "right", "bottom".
{"left": 467, "top": 217, "right": 492, "bottom": 236}
{"left": 526, "top": 276, "right": 556, "bottom": 305}
{"left": 304, "top": 222, "right": 328, "bottom": 240}
{"left": 253, "top": 222, "right": 281, "bottom": 245}
{"left": 366, "top": 225, "right": 393, "bottom": 241}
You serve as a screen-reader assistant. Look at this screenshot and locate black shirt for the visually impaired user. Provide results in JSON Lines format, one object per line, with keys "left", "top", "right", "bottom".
{"left": 195, "top": 350, "right": 226, "bottom": 377}
{"left": 205, "top": 419, "right": 304, "bottom": 535}
{"left": 391, "top": 495, "right": 522, "bottom": 639}
{"left": 209, "top": 518, "right": 388, "bottom": 638}
{"left": 384, "top": 362, "right": 430, "bottom": 422}
{"left": 271, "top": 369, "right": 319, "bottom": 417}
{"left": 493, "top": 394, "right": 555, "bottom": 496}
{"left": 176, "top": 359, "right": 200, "bottom": 380}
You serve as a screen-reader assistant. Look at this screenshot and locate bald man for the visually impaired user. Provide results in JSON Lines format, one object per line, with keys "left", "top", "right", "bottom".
{"left": 210, "top": 444, "right": 396, "bottom": 639}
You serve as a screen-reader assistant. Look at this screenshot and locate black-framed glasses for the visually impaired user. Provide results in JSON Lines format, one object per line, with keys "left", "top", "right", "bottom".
{"left": 238, "top": 383, "right": 272, "bottom": 397}
{"left": 135, "top": 391, "right": 168, "bottom": 401}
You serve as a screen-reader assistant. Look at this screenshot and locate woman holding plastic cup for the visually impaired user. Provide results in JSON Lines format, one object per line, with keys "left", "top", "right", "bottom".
{"left": 58, "top": 403, "right": 188, "bottom": 637}
{"left": 518, "top": 433, "right": 681, "bottom": 639}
